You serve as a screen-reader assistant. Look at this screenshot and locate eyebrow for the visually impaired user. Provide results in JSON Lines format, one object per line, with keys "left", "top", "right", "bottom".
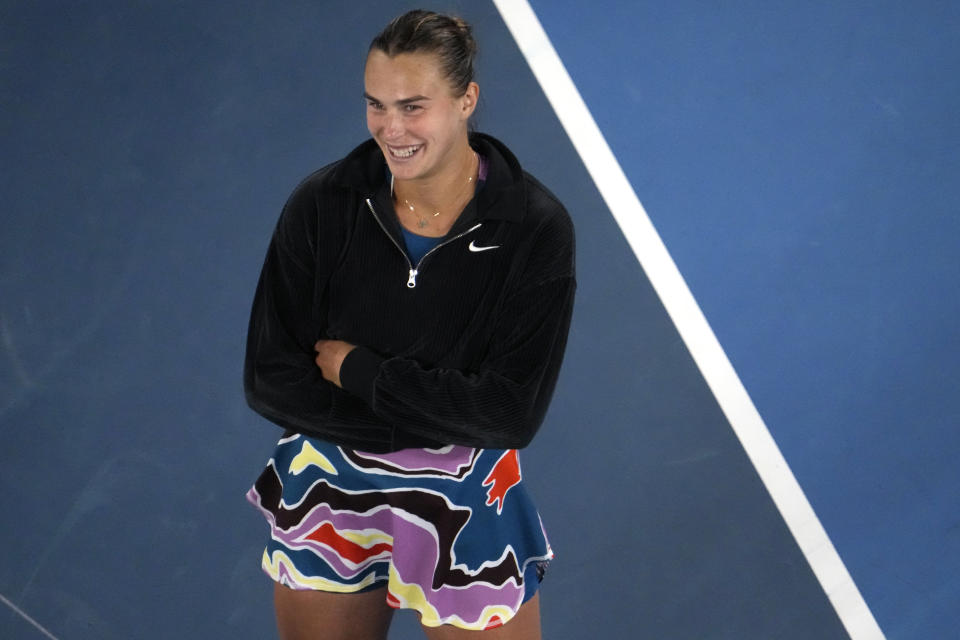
{"left": 363, "top": 92, "right": 431, "bottom": 106}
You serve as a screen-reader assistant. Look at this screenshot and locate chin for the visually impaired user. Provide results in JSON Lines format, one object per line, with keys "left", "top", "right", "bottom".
{"left": 387, "top": 159, "right": 432, "bottom": 182}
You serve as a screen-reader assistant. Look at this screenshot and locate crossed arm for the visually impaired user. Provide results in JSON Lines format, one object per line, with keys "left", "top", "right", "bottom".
{"left": 313, "top": 339, "right": 354, "bottom": 388}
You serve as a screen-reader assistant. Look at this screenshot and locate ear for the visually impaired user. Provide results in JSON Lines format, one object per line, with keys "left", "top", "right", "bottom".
{"left": 460, "top": 82, "right": 479, "bottom": 120}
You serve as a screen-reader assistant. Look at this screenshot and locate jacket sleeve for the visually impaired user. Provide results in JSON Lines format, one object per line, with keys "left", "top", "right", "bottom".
{"left": 243, "top": 177, "right": 337, "bottom": 433}
{"left": 339, "top": 209, "right": 576, "bottom": 449}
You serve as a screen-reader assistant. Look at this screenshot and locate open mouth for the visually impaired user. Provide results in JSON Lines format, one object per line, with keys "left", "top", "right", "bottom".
{"left": 387, "top": 144, "right": 422, "bottom": 160}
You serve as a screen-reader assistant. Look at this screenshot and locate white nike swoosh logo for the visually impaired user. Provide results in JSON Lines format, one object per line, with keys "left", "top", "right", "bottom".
{"left": 468, "top": 240, "right": 500, "bottom": 253}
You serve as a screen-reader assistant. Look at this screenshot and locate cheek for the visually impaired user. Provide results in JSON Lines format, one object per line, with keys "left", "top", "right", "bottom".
{"left": 417, "top": 113, "right": 450, "bottom": 143}
{"left": 437, "top": 113, "right": 462, "bottom": 143}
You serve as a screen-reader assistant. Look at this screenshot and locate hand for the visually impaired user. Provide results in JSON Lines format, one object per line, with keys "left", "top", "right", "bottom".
{"left": 314, "top": 339, "right": 356, "bottom": 388}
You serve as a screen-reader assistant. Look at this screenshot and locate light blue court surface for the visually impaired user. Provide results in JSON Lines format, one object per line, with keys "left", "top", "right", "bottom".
{"left": 1, "top": 2, "right": 956, "bottom": 638}
{"left": 525, "top": 1, "right": 959, "bottom": 637}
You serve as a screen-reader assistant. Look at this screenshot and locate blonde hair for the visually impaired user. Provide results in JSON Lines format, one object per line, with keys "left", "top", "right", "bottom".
{"left": 369, "top": 10, "right": 477, "bottom": 96}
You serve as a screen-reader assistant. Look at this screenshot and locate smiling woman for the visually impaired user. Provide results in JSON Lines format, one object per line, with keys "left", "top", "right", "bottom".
{"left": 364, "top": 24, "right": 481, "bottom": 237}
{"left": 243, "top": 9, "right": 576, "bottom": 640}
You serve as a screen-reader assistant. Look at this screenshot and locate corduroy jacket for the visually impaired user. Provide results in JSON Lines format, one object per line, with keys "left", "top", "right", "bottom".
{"left": 244, "top": 133, "right": 575, "bottom": 452}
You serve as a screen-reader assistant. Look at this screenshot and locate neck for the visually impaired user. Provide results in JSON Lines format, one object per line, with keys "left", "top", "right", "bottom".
{"left": 393, "top": 141, "right": 477, "bottom": 213}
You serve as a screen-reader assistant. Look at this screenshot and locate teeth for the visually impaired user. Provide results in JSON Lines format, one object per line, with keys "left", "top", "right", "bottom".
{"left": 390, "top": 145, "right": 420, "bottom": 158}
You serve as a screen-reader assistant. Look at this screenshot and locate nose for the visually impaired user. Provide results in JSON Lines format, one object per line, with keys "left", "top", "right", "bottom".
{"left": 383, "top": 111, "right": 403, "bottom": 140}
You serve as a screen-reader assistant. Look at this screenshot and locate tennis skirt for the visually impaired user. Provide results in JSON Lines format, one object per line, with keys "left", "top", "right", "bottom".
{"left": 246, "top": 432, "right": 553, "bottom": 631}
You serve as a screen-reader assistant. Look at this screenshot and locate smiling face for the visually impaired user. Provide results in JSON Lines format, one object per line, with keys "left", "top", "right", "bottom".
{"left": 364, "top": 49, "right": 478, "bottom": 184}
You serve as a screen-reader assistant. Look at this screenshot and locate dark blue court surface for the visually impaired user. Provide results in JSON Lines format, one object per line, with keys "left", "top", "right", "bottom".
{"left": 1, "top": 2, "right": 956, "bottom": 638}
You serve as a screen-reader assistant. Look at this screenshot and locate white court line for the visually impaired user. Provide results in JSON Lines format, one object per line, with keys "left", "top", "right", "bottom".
{"left": 1, "top": 593, "right": 61, "bottom": 640}
{"left": 491, "top": 1, "right": 885, "bottom": 638}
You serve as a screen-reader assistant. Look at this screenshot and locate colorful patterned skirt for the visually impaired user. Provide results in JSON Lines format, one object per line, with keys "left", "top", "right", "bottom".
{"left": 246, "top": 433, "right": 553, "bottom": 631}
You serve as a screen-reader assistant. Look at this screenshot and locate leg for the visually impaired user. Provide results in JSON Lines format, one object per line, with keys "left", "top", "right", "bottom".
{"left": 274, "top": 582, "right": 395, "bottom": 640}
{"left": 421, "top": 592, "right": 542, "bottom": 640}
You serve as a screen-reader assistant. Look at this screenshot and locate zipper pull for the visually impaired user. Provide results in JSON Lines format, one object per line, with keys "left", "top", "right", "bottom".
{"left": 407, "top": 268, "right": 419, "bottom": 288}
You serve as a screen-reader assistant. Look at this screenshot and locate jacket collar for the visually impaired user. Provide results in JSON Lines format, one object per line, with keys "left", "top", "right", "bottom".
{"left": 331, "top": 132, "right": 527, "bottom": 225}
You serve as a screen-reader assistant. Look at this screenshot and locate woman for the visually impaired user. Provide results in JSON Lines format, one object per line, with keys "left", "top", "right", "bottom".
{"left": 244, "top": 10, "right": 575, "bottom": 639}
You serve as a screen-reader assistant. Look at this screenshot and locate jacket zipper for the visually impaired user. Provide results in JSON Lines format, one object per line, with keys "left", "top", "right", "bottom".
{"left": 365, "top": 198, "right": 482, "bottom": 288}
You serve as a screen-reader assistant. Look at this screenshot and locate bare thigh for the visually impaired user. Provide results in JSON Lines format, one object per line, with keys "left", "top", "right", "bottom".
{"left": 421, "top": 593, "right": 541, "bottom": 640}
{"left": 273, "top": 582, "right": 394, "bottom": 640}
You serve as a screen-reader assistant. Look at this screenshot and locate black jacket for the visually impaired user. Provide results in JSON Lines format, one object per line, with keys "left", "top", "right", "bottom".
{"left": 244, "top": 133, "right": 576, "bottom": 452}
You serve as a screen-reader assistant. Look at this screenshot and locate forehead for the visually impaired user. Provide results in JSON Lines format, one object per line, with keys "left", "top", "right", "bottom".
{"left": 364, "top": 50, "right": 450, "bottom": 95}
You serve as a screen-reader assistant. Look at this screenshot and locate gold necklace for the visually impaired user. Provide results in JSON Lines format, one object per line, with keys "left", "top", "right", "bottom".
{"left": 402, "top": 198, "right": 439, "bottom": 229}
{"left": 396, "top": 152, "right": 478, "bottom": 230}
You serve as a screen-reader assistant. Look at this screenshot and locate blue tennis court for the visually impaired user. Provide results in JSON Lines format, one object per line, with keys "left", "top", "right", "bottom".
{"left": 2, "top": 2, "right": 956, "bottom": 638}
